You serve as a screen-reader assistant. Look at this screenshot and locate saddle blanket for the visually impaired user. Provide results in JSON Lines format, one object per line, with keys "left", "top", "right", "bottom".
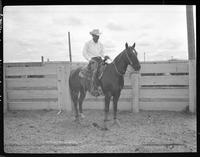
{"left": 79, "top": 65, "right": 92, "bottom": 80}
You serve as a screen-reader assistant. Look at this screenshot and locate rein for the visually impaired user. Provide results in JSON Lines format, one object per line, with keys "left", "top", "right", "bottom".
{"left": 113, "top": 61, "right": 124, "bottom": 76}
{"left": 112, "top": 49, "right": 134, "bottom": 76}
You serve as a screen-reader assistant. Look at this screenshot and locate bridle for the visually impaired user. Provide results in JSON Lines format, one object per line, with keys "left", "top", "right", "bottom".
{"left": 112, "top": 48, "right": 137, "bottom": 76}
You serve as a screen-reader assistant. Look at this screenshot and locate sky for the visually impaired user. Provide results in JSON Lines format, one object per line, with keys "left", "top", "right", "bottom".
{"left": 3, "top": 5, "right": 196, "bottom": 63}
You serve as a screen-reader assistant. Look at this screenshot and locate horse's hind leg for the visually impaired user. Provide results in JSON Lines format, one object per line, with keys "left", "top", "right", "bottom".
{"left": 79, "top": 87, "right": 86, "bottom": 118}
{"left": 71, "top": 91, "right": 80, "bottom": 123}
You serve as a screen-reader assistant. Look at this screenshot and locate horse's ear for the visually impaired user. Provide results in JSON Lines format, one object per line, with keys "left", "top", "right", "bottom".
{"left": 132, "top": 43, "right": 136, "bottom": 49}
{"left": 125, "top": 43, "right": 128, "bottom": 49}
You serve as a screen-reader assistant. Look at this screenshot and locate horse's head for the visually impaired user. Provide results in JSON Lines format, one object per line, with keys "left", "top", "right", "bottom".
{"left": 125, "top": 42, "right": 141, "bottom": 71}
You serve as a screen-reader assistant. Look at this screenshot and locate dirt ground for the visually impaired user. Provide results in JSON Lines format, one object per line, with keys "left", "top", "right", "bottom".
{"left": 4, "top": 109, "right": 196, "bottom": 153}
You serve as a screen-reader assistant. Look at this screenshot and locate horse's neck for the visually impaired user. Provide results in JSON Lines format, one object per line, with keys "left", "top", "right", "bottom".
{"left": 113, "top": 52, "right": 128, "bottom": 75}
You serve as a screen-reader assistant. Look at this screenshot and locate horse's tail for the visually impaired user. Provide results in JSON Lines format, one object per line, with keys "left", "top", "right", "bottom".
{"left": 68, "top": 72, "right": 73, "bottom": 100}
{"left": 68, "top": 69, "right": 79, "bottom": 104}
{"left": 68, "top": 72, "right": 76, "bottom": 114}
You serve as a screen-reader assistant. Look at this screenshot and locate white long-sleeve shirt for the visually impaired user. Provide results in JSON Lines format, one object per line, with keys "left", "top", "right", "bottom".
{"left": 82, "top": 40, "right": 105, "bottom": 61}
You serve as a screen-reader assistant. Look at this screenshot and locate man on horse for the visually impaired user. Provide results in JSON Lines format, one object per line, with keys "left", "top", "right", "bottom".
{"left": 82, "top": 29, "right": 109, "bottom": 96}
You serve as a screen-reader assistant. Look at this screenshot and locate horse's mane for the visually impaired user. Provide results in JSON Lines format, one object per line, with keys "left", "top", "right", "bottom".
{"left": 113, "top": 49, "right": 126, "bottom": 64}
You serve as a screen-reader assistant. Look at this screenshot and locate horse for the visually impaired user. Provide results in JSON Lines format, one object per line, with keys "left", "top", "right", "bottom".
{"left": 69, "top": 42, "right": 141, "bottom": 130}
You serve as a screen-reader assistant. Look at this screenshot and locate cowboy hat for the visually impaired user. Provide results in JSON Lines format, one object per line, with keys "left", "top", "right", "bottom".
{"left": 89, "top": 29, "right": 101, "bottom": 36}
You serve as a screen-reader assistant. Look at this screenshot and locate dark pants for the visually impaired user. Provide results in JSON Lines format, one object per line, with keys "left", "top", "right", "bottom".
{"left": 88, "top": 57, "right": 102, "bottom": 96}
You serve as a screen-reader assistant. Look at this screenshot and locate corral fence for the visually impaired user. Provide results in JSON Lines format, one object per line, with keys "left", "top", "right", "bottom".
{"left": 3, "top": 60, "right": 193, "bottom": 113}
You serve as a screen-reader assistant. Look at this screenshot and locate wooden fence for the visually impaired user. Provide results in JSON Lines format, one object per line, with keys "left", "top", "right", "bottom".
{"left": 3, "top": 60, "right": 191, "bottom": 112}
{"left": 4, "top": 62, "right": 71, "bottom": 111}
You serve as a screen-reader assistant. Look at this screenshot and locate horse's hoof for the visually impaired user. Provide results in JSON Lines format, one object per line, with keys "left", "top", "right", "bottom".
{"left": 112, "top": 119, "right": 121, "bottom": 128}
{"left": 80, "top": 113, "right": 85, "bottom": 119}
{"left": 103, "top": 122, "right": 109, "bottom": 131}
{"left": 73, "top": 117, "right": 80, "bottom": 123}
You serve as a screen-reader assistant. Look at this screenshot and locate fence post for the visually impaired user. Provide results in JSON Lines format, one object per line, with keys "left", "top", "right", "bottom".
{"left": 186, "top": 5, "right": 196, "bottom": 113}
{"left": 57, "top": 63, "right": 73, "bottom": 112}
{"left": 189, "top": 60, "right": 196, "bottom": 113}
{"left": 131, "top": 71, "right": 140, "bottom": 113}
{"left": 57, "top": 66, "right": 63, "bottom": 111}
{"left": 68, "top": 63, "right": 74, "bottom": 114}
{"left": 3, "top": 64, "right": 8, "bottom": 113}
{"left": 64, "top": 63, "right": 72, "bottom": 112}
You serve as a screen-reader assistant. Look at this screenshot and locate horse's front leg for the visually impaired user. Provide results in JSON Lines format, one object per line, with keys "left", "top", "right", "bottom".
{"left": 112, "top": 93, "right": 121, "bottom": 127}
{"left": 103, "top": 93, "right": 111, "bottom": 130}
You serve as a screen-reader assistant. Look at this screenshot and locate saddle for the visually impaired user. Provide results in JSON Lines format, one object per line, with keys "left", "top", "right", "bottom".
{"left": 79, "top": 64, "right": 93, "bottom": 81}
{"left": 79, "top": 57, "right": 108, "bottom": 96}
{"left": 79, "top": 57, "right": 107, "bottom": 81}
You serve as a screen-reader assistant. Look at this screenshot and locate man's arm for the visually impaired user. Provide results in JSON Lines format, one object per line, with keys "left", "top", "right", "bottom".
{"left": 82, "top": 43, "right": 90, "bottom": 61}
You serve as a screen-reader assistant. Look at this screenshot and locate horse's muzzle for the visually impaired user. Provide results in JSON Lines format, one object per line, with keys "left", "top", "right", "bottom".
{"left": 134, "top": 65, "right": 141, "bottom": 71}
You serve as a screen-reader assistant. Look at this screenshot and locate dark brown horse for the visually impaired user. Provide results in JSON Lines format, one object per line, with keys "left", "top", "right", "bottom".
{"left": 69, "top": 42, "right": 141, "bottom": 130}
